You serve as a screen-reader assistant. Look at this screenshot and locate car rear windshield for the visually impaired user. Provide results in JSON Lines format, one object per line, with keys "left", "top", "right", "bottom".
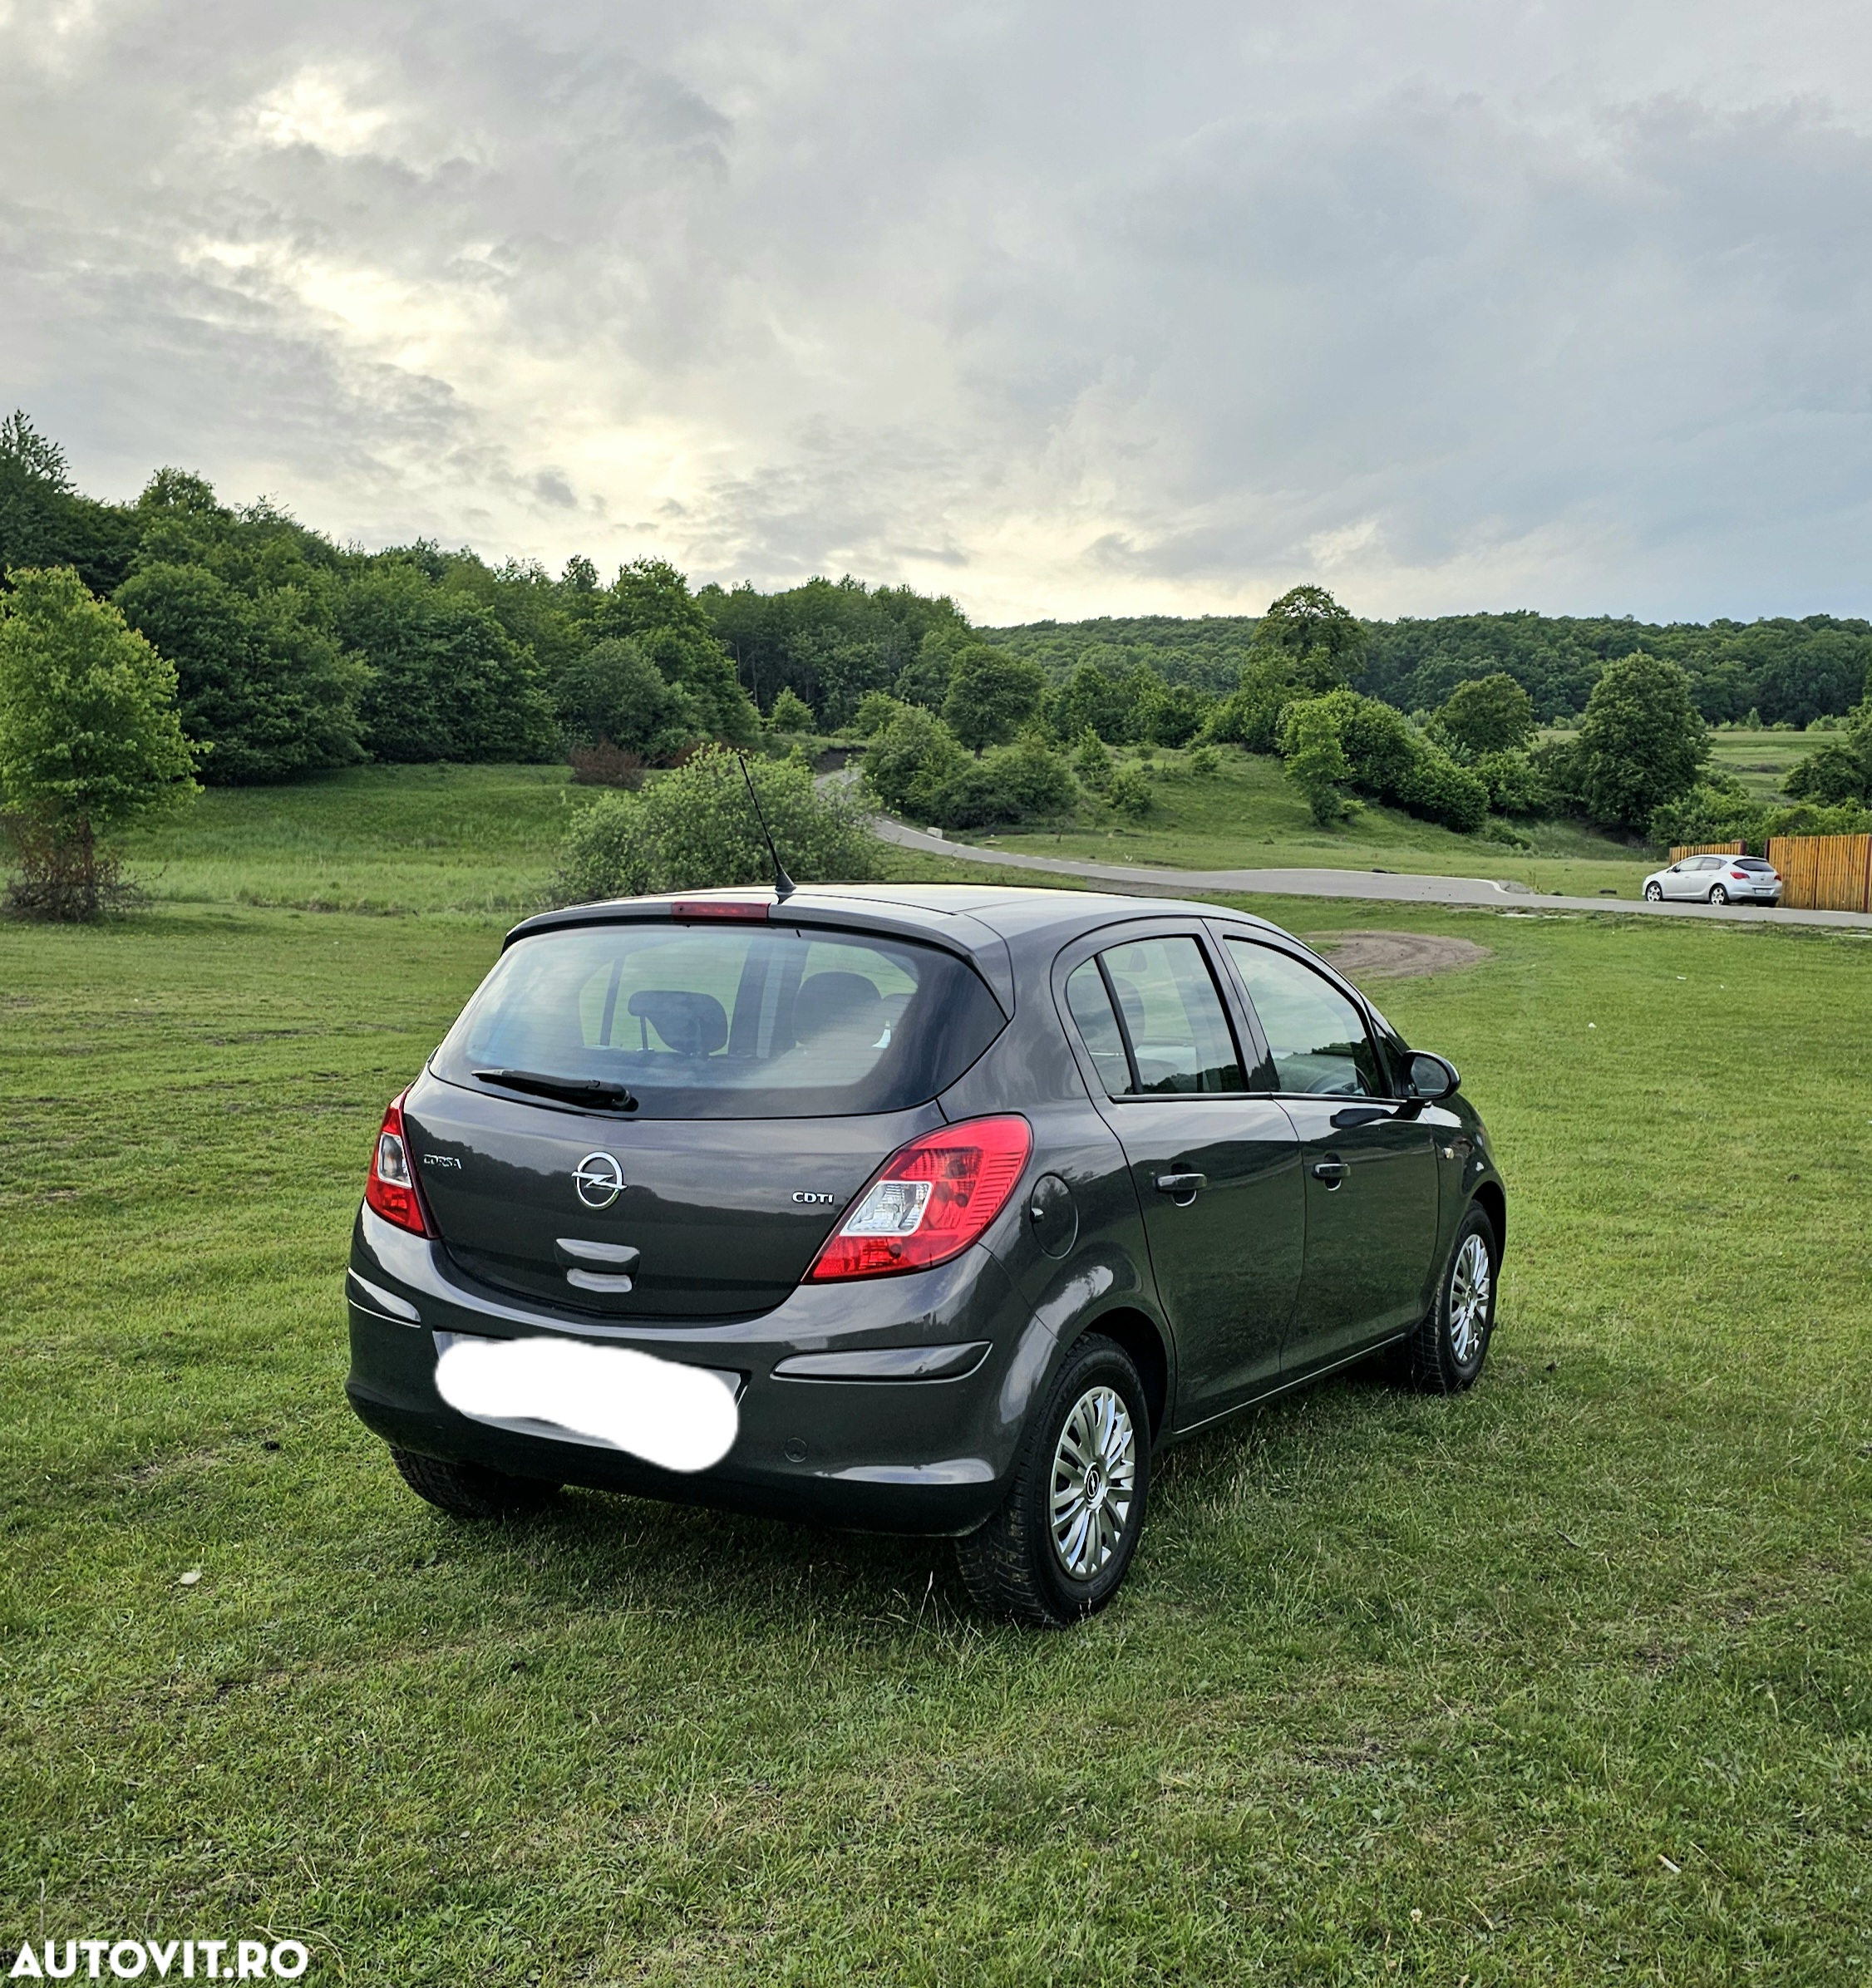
{"left": 1736, "top": 859, "right": 1774, "bottom": 871}
{"left": 431, "top": 922, "right": 1007, "bottom": 1119}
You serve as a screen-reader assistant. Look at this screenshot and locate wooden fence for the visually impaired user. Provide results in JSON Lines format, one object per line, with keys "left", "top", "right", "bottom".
{"left": 1766, "top": 834, "right": 1872, "bottom": 913}
{"left": 1668, "top": 841, "right": 1744, "bottom": 862}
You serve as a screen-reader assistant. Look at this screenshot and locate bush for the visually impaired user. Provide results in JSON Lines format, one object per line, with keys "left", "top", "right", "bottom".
{"left": 1784, "top": 711, "right": 1871, "bottom": 805}
{"left": 1280, "top": 701, "right": 1352, "bottom": 825}
{"left": 863, "top": 707, "right": 971, "bottom": 822}
{"left": 1072, "top": 730, "right": 1114, "bottom": 790}
{"left": 567, "top": 741, "right": 646, "bottom": 789}
{"left": 1473, "top": 748, "right": 1544, "bottom": 815}
{"left": 556, "top": 746, "right": 883, "bottom": 902}
{"left": 1186, "top": 745, "right": 1220, "bottom": 777}
{"left": 864, "top": 708, "right": 1076, "bottom": 829}
{"left": 1106, "top": 765, "right": 1153, "bottom": 819}
{"left": 1278, "top": 689, "right": 1488, "bottom": 833}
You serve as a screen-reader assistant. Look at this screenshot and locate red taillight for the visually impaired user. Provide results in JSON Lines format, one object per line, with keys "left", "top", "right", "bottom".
{"left": 1729, "top": 869, "right": 1749, "bottom": 880}
{"left": 805, "top": 1116, "right": 1032, "bottom": 1282}
{"left": 363, "top": 1090, "right": 431, "bottom": 1236}
{"left": 671, "top": 899, "right": 771, "bottom": 921}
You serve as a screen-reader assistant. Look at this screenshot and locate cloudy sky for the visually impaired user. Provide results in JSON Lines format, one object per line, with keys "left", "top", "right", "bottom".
{"left": 5, "top": 0, "right": 1871, "bottom": 624}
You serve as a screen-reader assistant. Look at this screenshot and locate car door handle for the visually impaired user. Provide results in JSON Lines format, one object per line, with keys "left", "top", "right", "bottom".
{"left": 1312, "top": 1159, "right": 1351, "bottom": 1186}
{"left": 1154, "top": 1171, "right": 1207, "bottom": 1203}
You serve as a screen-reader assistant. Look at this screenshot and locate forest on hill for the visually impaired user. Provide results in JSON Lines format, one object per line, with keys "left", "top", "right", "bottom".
{"left": 2, "top": 409, "right": 1868, "bottom": 804}
{"left": 985, "top": 608, "right": 1872, "bottom": 729}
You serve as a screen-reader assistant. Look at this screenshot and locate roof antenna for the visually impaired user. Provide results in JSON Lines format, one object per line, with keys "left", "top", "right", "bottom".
{"left": 736, "top": 752, "right": 796, "bottom": 901}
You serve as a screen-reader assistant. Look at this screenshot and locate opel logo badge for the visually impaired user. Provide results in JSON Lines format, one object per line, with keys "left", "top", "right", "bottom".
{"left": 573, "top": 1151, "right": 625, "bottom": 1209}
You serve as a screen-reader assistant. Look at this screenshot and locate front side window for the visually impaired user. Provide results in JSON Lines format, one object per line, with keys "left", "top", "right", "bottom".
{"left": 1224, "top": 939, "right": 1382, "bottom": 1097}
{"left": 433, "top": 923, "right": 1006, "bottom": 1119}
{"left": 1065, "top": 936, "right": 1244, "bottom": 1096}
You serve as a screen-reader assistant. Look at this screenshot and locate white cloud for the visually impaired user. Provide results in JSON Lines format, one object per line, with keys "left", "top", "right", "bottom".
{"left": 2, "top": 0, "right": 1871, "bottom": 622}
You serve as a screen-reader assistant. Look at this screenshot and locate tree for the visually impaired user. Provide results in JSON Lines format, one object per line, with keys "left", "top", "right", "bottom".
{"left": 1573, "top": 654, "right": 1708, "bottom": 830}
{"left": 0, "top": 567, "right": 196, "bottom": 918}
{"left": 0, "top": 412, "right": 140, "bottom": 596}
{"left": 551, "top": 637, "right": 700, "bottom": 760}
{"left": 767, "top": 687, "right": 815, "bottom": 733}
{"left": 556, "top": 746, "right": 881, "bottom": 901}
{"left": 1255, "top": 584, "right": 1366, "bottom": 681}
{"left": 596, "top": 559, "right": 758, "bottom": 746}
{"left": 338, "top": 563, "right": 558, "bottom": 763}
{"left": 943, "top": 648, "right": 1045, "bottom": 753}
{"left": 1784, "top": 705, "right": 1872, "bottom": 805}
{"left": 1436, "top": 673, "right": 1535, "bottom": 755}
{"left": 114, "top": 561, "right": 367, "bottom": 782}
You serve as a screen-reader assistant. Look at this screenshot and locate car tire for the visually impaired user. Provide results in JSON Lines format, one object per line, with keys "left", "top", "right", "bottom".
{"left": 390, "top": 1446, "right": 559, "bottom": 1520}
{"left": 1643, "top": 882, "right": 1663, "bottom": 902}
{"left": 1402, "top": 1203, "right": 1498, "bottom": 1394}
{"left": 1709, "top": 884, "right": 1729, "bottom": 905}
{"left": 956, "top": 1334, "right": 1152, "bottom": 1627}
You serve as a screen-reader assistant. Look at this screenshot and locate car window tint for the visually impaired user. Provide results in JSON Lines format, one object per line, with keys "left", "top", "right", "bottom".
{"left": 435, "top": 925, "right": 1004, "bottom": 1119}
{"left": 1224, "top": 940, "right": 1381, "bottom": 1097}
{"left": 1065, "top": 960, "right": 1134, "bottom": 1097}
{"left": 1094, "top": 936, "right": 1244, "bottom": 1094}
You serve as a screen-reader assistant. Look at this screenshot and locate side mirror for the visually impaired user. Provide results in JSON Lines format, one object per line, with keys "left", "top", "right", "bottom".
{"left": 1405, "top": 1051, "right": 1461, "bottom": 1101}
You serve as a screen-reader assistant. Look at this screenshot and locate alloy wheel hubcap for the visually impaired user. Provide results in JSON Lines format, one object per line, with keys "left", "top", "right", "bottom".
{"left": 1449, "top": 1233, "right": 1492, "bottom": 1366}
{"left": 1050, "top": 1385, "right": 1136, "bottom": 1581}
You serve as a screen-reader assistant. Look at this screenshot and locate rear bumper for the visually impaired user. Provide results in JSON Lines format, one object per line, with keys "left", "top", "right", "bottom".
{"left": 344, "top": 1208, "right": 1057, "bottom": 1536}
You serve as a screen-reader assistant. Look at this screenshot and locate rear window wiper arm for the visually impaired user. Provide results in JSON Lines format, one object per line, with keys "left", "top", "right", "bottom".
{"left": 473, "top": 1068, "right": 639, "bottom": 1111}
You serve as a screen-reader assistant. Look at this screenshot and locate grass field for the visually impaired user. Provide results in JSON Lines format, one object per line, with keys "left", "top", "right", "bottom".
{"left": 4, "top": 851, "right": 1870, "bottom": 1981}
{"left": 1704, "top": 729, "right": 1830, "bottom": 803}
{"left": 953, "top": 748, "right": 1659, "bottom": 899}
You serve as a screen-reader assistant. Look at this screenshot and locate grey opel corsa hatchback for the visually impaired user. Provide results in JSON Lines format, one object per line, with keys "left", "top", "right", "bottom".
{"left": 346, "top": 884, "right": 1505, "bottom": 1625}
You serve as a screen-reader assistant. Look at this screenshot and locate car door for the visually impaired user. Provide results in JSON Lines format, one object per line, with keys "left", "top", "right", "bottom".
{"left": 1668, "top": 859, "right": 1705, "bottom": 899}
{"left": 1219, "top": 936, "right": 1440, "bottom": 1376}
{"left": 1057, "top": 926, "right": 1303, "bottom": 1423}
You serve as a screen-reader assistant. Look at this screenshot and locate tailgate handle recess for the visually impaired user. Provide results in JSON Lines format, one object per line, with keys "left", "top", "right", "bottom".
{"left": 557, "top": 1238, "right": 641, "bottom": 1267}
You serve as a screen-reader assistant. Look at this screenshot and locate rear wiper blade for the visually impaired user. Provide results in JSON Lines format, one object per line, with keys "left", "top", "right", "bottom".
{"left": 473, "top": 1068, "right": 638, "bottom": 1111}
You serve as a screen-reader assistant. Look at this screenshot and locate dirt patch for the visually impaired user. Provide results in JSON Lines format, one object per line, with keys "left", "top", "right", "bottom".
{"left": 1303, "top": 929, "right": 1493, "bottom": 981}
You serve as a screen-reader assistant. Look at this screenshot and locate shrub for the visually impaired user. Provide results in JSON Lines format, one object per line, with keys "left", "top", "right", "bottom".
{"left": 1106, "top": 765, "right": 1153, "bottom": 819}
{"left": 568, "top": 741, "right": 646, "bottom": 789}
{"left": 1279, "top": 700, "right": 1352, "bottom": 825}
{"left": 556, "top": 746, "right": 882, "bottom": 902}
{"left": 1186, "top": 745, "right": 1220, "bottom": 777}
{"left": 1072, "top": 729, "right": 1114, "bottom": 790}
{"left": 1784, "top": 711, "right": 1871, "bottom": 805}
{"left": 864, "top": 707, "right": 971, "bottom": 822}
{"left": 1473, "top": 748, "right": 1544, "bottom": 815}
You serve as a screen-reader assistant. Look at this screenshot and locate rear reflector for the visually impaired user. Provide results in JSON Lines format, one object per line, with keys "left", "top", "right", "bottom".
{"left": 805, "top": 1115, "right": 1032, "bottom": 1282}
{"left": 363, "top": 1089, "right": 432, "bottom": 1236}
{"left": 670, "top": 899, "right": 771, "bottom": 921}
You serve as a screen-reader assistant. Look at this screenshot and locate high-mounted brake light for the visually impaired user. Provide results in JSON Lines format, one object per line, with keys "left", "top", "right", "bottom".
{"left": 364, "top": 1089, "right": 432, "bottom": 1236}
{"left": 670, "top": 900, "right": 771, "bottom": 922}
{"left": 805, "top": 1116, "right": 1032, "bottom": 1282}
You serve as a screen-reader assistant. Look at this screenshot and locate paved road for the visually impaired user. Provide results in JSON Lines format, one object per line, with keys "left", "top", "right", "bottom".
{"left": 876, "top": 817, "right": 1872, "bottom": 931}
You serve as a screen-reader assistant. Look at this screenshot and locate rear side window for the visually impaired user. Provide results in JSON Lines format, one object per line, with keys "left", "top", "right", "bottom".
{"left": 1065, "top": 937, "right": 1244, "bottom": 1096}
{"left": 433, "top": 924, "right": 1006, "bottom": 1119}
{"left": 1224, "top": 939, "right": 1382, "bottom": 1097}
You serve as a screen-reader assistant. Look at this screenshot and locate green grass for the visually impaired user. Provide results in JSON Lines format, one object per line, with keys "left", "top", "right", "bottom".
{"left": 3, "top": 896, "right": 1869, "bottom": 1983}
{"left": 963, "top": 748, "right": 1658, "bottom": 898}
{"left": 1705, "top": 730, "right": 1830, "bottom": 804}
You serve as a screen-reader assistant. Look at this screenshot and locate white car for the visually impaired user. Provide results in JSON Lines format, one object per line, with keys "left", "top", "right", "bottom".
{"left": 1643, "top": 854, "right": 1781, "bottom": 905}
